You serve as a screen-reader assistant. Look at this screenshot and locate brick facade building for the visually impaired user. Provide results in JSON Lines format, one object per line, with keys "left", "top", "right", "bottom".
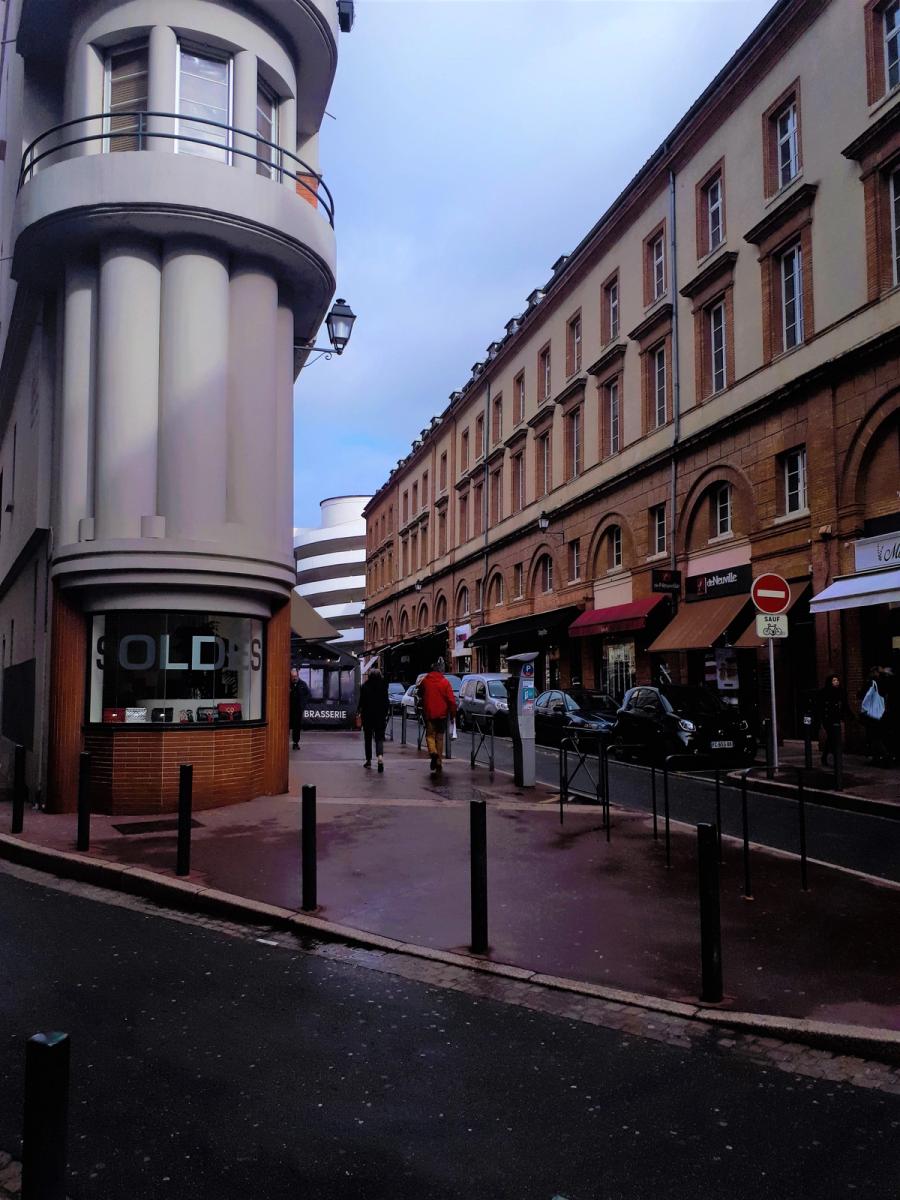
{"left": 364, "top": 0, "right": 900, "bottom": 743}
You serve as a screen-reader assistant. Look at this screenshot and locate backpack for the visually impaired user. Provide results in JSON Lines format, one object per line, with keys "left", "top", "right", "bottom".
{"left": 861, "top": 682, "right": 886, "bottom": 721}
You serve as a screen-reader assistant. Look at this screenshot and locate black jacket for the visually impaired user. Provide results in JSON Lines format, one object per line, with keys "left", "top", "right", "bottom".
{"left": 358, "top": 674, "right": 389, "bottom": 727}
{"left": 290, "top": 679, "right": 309, "bottom": 726}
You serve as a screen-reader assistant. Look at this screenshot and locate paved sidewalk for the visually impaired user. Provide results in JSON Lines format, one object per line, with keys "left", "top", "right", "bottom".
{"left": 754, "top": 738, "right": 900, "bottom": 808}
{"left": 3, "top": 730, "right": 900, "bottom": 1031}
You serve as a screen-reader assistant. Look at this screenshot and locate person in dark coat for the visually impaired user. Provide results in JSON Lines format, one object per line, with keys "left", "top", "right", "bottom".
{"left": 816, "top": 673, "right": 847, "bottom": 768}
{"left": 359, "top": 665, "right": 390, "bottom": 772}
{"left": 289, "top": 668, "right": 309, "bottom": 751}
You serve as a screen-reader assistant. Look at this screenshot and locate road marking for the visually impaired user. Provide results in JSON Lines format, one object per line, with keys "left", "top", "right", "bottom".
{"left": 256, "top": 938, "right": 278, "bottom": 946}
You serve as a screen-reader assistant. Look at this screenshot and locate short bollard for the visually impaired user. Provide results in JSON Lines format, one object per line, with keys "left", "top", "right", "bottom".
{"left": 740, "top": 772, "right": 753, "bottom": 900}
{"left": 176, "top": 764, "right": 193, "bottom": 877}
{"left": 662, "top": 763, "right": 672, "bottom": 869}
{"left": 697, "top": 824, "right": 723, "bottom": 1004}
{"left": 798, "top": 771, "right": 809, "bottom": 892}
{"left": 400, "top": 708, "right": 407, "bottom": 745}
{"left": 469, "top": 800, "right": 488, "bottom": 954}
{"left": 714, "top": 769, "right": 723, "bottom": 863}
{"left": 301, "top": 784, "right": 317, "bottom": 912}
{"left": 22, "top": 1032, "right": 70, "bottom": 1200}
{"left": 832, "top": 723, "right": 844, "bottom": 792}
{"left": 76, "top": 752, "right": 91, "bottom": 853}
{"left": 11, "top": 743, "right": 25, "bottom": 834}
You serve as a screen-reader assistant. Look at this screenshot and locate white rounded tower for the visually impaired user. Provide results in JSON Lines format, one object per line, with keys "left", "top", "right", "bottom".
{"left": 294, "top": 496, "right": 369, "bottom": 653}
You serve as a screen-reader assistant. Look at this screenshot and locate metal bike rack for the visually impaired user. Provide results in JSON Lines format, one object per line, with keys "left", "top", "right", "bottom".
{"left": 559, "top": 731, "right": 610, "bottom": 840}
{"left": 470, "top": 714, "right": 495, "bottom": 773}
{"left": 740, "top": 764, "right": 809, "bottom": 893}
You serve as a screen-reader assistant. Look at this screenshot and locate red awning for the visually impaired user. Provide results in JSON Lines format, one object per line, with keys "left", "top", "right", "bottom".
{"left": 568, "top": 594, "right": 666, "bottom": 638}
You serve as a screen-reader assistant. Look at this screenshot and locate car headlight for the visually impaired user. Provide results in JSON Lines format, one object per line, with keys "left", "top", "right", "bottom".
{"left": 496, "top": 701, "right": 508, "bottom": 711}
{"left": 738, "top": 720, "right": 749, "bottom": 731}
{"left": 584, "top": 721, "right": 602, "bottom": 730}
{"left": 678, "top": 718, "right": 696, "bottom": 732}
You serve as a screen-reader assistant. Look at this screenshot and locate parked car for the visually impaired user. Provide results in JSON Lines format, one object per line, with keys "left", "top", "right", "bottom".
{"left": 612, "top": 684, "right": 756, "bottom": 765}
{"left": 458, "top": 673, "right": 510, "bottom": 733}
{"left": 388, "top": 682, "right": 407, "bottom": 714}
{"left": 533, "top": 689, "right": 619, "bottom": 746}
{"left": 399, "top": 684, "right": 419, "bottom": 718}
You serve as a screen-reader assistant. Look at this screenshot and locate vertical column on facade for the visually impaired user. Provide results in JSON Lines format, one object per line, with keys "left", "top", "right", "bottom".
{"left": 58, "top": 262, "right": 98, "bottom": 546}
{"left": 233, "top": 50, "right": 258, "bottom": 171}
{"left": 158, "top": 242, "right": 229, "bottom": 540}
{"left": 94, "top": 240, "right": 161, "bottom": 541}
{"left": 279, "top": 95, "right": 297, "bottom": 190}
{"left": 227, "top": 263, "right": 278, "bottom": 539}
{"left": 147, "top": 25, "right": 177, "bottom": 151}
{"left": 63, "top": 41, "right": 104, "bottom": 156}
{"left": 275, "top": 298, "right": 296, "bottom": 552}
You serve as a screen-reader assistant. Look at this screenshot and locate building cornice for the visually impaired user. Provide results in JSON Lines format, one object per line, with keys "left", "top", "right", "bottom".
{"left": 679, "top": 250, "right": 739, "bottom": 301}
{"left": 743, "top": 183, "right": 818, "bottom": 246}
{"left": 586, "top": 343, "right": 627, "bottom": 377}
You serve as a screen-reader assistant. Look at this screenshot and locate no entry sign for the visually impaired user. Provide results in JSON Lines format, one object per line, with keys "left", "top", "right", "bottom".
{"left": 751, "top": 573, "right": 791, "bottom": 615}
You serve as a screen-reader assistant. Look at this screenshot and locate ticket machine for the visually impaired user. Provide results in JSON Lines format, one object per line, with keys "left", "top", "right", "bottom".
{"left": 505, "top": 651, "right": 538, "bottom": 787}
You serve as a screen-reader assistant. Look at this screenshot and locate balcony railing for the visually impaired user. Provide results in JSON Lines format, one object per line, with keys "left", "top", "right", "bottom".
{"left": 19, "top": 111, "right": 335, "bottom": 227}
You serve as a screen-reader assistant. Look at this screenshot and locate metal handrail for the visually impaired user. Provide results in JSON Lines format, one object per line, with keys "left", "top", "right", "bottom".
{"left": 19, "top": 110, "right": 335, "bottom": 226}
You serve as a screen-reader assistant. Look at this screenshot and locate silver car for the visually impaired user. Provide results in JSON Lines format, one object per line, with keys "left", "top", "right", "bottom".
{"left": 458, "top": 673, "right": 510, "bottom": 733}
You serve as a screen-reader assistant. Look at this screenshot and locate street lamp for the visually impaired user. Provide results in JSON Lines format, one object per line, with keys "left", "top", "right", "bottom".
{"left": 537, "top": 510, "right": 565, "bottom": 540}
{"left": 295, "top": 297, "right": 357, "bottom": 361}
{"left": 414, "top": 580, "right": 423, "bottom": 593}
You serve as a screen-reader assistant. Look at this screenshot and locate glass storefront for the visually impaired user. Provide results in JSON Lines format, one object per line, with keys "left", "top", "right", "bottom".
{"left": 89, "top": 612, "right": 264, "bottom": 724}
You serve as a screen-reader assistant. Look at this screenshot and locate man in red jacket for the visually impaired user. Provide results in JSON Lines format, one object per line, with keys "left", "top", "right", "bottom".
{"left": 417, "top": 660, "right": 457, "bottom": 775}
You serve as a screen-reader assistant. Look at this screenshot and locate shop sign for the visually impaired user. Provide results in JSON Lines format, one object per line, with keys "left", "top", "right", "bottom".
{"left": 651, "top": 568, "right": 682, "bottom": 595}
{"left": 453, "top": 623, "right": 472, "bottom": 655}
{"left": 854, "top": 531, "right": 900, "bottom": 573}
{"left": 685, "top": 563, "right": 752, "bottom": 602}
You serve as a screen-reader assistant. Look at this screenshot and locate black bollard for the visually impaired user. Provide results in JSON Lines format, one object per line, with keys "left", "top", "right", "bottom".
{"left": 76, "top": 752, "right": 91, "bottom": 853}
{"left": 470, "top": 800, "right": 488, "bottom": 954}
{"left": 798, "top": 771, "right": 809, "bottom": 892}
{"left": 740, "top": 772, "right": 753, "bottom": 900}
{"left": 802, "top": 713, "right": 814, "bottom": 770}
{"left": 176, "top": 764, "right": 193, "bottom": 877}
{"left": 697, "top": 824, "right": 723, "bottom": 1004}
{"left": 662, "top": 762, "right": 672, "bottom": 869}
{"left": 301, "top": 784, "right": 317, "bottom": 912}
{"left": 602, "top": 743, "right": 610, "bottom": 843}
{"left": 650, "top": 764, "right": 658, "bottom": 840}
{"left": 714, "top": 769, "right": 723, "bottom": 862}
{"left": 445, "top": 719, "right": 452, "bottom": 761}
{"left": 22, "top": 1032, "right": 70, "bottom": 1200}
{"left": 832, "top": 723, "right": 844, "bottom": 792}
{"left": 11, "top": 743, "right": 25, "bottom": 834}
{"left": 400, "top": 707, "right": 407, "bottom": 745}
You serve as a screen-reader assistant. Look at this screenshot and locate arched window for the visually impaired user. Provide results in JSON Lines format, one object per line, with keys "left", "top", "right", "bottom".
{"left": 711, "top": 482, "right": 733, "bottom": 538}
{"left": 418, "top": 604, "right": 429, "bottom": 631}
{"left": 606, "top": 524, "right": 623, "bottom": 570}
{"left": 399, "top": 609, "right": 410, "bottom": 636}
{"left": 537, "top": 555, "right": 553, "bottom": 594}
{"left": 385, "top": 615, "right": 394, "bottom": 642}
{"left": 457, "top": 586, "right": 470, "bottom": 618}
{"left": 488, "top": 574, "right": 504, "bottom": 607}
{"left": 435, "top": 595, "right": 448, "bottom": 625}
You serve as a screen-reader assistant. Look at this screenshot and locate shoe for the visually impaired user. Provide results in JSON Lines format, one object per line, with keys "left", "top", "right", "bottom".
{"left": 430, "top": 753, "right": 438, "bottom": 773}
{"left": 377, "top": 758, "right": 384, "bottom": 773}
{"left": 364, "top": 760, "right": 371, "bottom": 769}
{"left": 434, "top": 761, "right": 443, "bottom": 776}
{"left": 292, "top": 742, "right": 299, "bottom": 750}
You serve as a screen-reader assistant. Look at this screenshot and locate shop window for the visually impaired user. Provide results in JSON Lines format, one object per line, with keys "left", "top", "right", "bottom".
{"left": 105, "top": 42, "right": 149, "bottom": 152}
{"left": 89, "top": 613, "right": 263, "bottom": 724}
{"left": 177, "top": 44, "right": 233, "bottom": 163}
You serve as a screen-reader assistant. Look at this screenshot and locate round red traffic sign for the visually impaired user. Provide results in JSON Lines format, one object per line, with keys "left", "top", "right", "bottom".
{"left": 751, "top": 573, "right": 791, "bottom": 615}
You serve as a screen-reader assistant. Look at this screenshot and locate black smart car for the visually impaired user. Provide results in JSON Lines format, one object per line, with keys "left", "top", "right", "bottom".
{"left": 533, "top": 688, "right": 619, "bottom": 746}
{"left": 612, "top": 684, "right": 756, "bottom": 765}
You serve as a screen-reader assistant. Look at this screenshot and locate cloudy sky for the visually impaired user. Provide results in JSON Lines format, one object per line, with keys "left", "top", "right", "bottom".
{"left": 292, "top": 0, "right": 775, "bottom": 530}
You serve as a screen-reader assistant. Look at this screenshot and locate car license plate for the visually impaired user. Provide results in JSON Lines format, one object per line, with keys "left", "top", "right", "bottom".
{"left": 710, "top": 740, "right": 734, "bottom": 750}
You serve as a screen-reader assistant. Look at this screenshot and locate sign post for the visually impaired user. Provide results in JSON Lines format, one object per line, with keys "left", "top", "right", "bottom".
{"left": 751, "top": 574, "right": 791, "bottom": 771}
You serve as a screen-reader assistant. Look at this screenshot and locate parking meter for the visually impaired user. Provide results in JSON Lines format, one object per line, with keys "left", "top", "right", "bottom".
{"left": 505, "top": 652, "right": 538, "bottom": 787}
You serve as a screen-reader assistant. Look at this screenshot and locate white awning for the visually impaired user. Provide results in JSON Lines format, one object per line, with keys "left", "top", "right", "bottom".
{"left": 809, "top": 568, "right": 900, "bottom": 613}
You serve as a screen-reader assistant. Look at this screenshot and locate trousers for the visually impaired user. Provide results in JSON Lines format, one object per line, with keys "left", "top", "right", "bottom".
{"left": 425, "top": 718, "right": 447, "bottom": 763}
{"left": 364, "top": 725, "right": 384, "bottom": 762}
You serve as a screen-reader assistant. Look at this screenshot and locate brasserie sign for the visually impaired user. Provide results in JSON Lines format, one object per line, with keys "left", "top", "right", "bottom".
{"left": 855, "top": 531, "right": 900, "bottom": 573}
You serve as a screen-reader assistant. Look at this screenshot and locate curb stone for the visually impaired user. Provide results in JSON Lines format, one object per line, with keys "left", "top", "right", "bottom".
{"left": 3, "top": 831, "right": 900, "bottom": 1065}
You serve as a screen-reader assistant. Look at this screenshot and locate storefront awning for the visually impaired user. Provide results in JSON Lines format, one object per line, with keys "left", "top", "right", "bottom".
{"left": 466, "top": 606, "right": 582, "bottom": 648}
{"left": 809, "top": 567, "right": 900, "bottom": 613}
{"left": 648, "top": 594, "right": 750, "bottom": 653}
{"left": 290, "top": 591, "right": 339, "bottom": 641}
{"left": 568, "top": 595, "right": 666, "bottom": 638}
{"left": 733, "top": 581, "right": 810, "bottom": 648}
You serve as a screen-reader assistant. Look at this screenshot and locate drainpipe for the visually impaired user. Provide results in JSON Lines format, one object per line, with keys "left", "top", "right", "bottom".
{"left": 668, "top": 167, "right": 680, "bottom": 572}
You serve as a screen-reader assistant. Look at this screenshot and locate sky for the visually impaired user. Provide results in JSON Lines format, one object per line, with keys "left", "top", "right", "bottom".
{"left": 292, "top": 0, "right": 776, "bottom": 530}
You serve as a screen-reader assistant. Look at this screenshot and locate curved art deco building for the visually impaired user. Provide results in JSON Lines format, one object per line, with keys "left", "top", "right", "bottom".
{"left": 0, "top": 0, "right": 351, "bottom": 813}
{"left": 294, "top": 496, "right": 368, "bottom": 653}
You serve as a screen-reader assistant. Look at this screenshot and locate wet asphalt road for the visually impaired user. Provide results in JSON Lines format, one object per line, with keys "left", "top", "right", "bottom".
{"left": 3, "top": 867, "right": 900, "bottom": 1199}
{"left": 387, "top": 717, "right": 900, "bottom": 883}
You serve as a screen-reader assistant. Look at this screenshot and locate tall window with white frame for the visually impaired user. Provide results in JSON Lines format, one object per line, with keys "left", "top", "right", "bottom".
{"left": 650, "top": 505, "right": 667, "bottom": 556}
{"left": 887, "top": 1, "right": 900, "bottom": 92}
{"left": 710, "top": 300, "right": 726, "bottom": 393}
{"left": 541, "top": 555, "right": 554, "bottom": 593}
{"left": 607, "top": 377, "right": 620, "bottom": 455}
{"left": 781, "top": 244, "right": 804, "bottom": 350}
{"left": 776, "top": 101, "right": 799, "bottom": 188}
{"left": 177, "top": 44, "right": 232, "bottom": 162}
{"left": 707, "top": 175, "right": 724, "bottom": 251}
{"left": 512, "top": 451, "right": 525, "bottom": 513}
{"left": 652, "top": 235, "right": 666, "bottom": 300}
{"left": 106, "top": 43, "right": 149, "bottom": 152}
{"left": 540, "top": 346, "right": 552, "bottom": 402}
{"left": 514, "top": 562, "right": 524, "bottom": 598}
{"left": 892, "top": 168, "right": 900, "bottom": 285}
{"left": 713, "top": 483, "right": 732, "bottom": 537}
{"left": 607, "top": 277, "right": 619, "bottom": 340}
{"left": 514, "top": 372, "right": 525, "bottom": 425}
{"left": 568, "top": 540, "right": 580, "bottom": 582}
{"left": 256, "top": 78, "right": 278, "bottom": 177}
{"left": 537, "top": 432, "right": 551, "bottom": 498}
{"left": 610, "top": 525, "right": 623, "bottom": 569}
{"left": 784, "top": 447, "right": 808, "bottom": 514}
{"left": 567, "top": 408, "right": 582, "bottom": 479}
{"left": 652, "top": 344, "right": 667, "bottom": 427}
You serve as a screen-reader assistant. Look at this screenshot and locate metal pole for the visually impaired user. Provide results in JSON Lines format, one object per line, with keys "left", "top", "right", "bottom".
{"left": 740, "top": 772, "right": 753, "bottom": 900}
{"left": 76, "top": 752, "right": 91, "bottom": 853}
{"left": 697, "top": 824, "right": 723, "bottom": 1004}
{"left": 22, "top": 1032, "right": 70, "bottom": 1200}
{"left": 11, "top": 743, "right": 25, "bottom": 834}
{"left": 445, "top": 719, "right": 452, "bottom": 761}
{"left": 663, "top": 761, "right": 672, "bottom": 869}
{"left": 559, "top": 740, "right": 568, "bottom": 811}
{"left": 803, "top": 713, "right": 813, "bottom": 770}
{"left": 714, "top": 769, "right": 723, "bottom": 863}
{"left": 400, "top": 707, "right": 407, "bottom": 745}
{"left": 798, "top": 770, "right": 808, "bottom": 892}
{"left": 651, "top": 764, "right": 658, "bottom": 841}
{"left": 176, "top": 764, "right": 193, "bottom": 877}
{"left": 768, "top": 635, "right": 779, "bottom": 771}
{"left": 301, "top": 784, "right": 317, "bottom": 912}
{"left": 762, "top": 718, "right": 773, "bottom": 780}
{"left": 833, "top": 723, "right": 844, "bottom": 792}
{"left": 470, "top": 800, "right": 488, "bottom": 954}
{"left": 603, "top": 743, "right": 610, "bottom": 843}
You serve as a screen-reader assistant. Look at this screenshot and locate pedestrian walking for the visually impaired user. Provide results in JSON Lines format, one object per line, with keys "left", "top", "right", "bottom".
{"left": 359, "top": 665, "right": 390, "bottom": 772}
{"left": 816, "top": 673, "right": 847, "bottom": 767}
{"left": 418, "top": 660, "right": 457, "bottom": 776}
{"left": 289, "top": 668, "right": 309, "bottom": 751}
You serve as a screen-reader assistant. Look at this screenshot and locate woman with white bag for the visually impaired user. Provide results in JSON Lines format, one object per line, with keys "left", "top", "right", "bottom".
{"left": 860, "top": 667, "right": 888, "bottom": 766}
